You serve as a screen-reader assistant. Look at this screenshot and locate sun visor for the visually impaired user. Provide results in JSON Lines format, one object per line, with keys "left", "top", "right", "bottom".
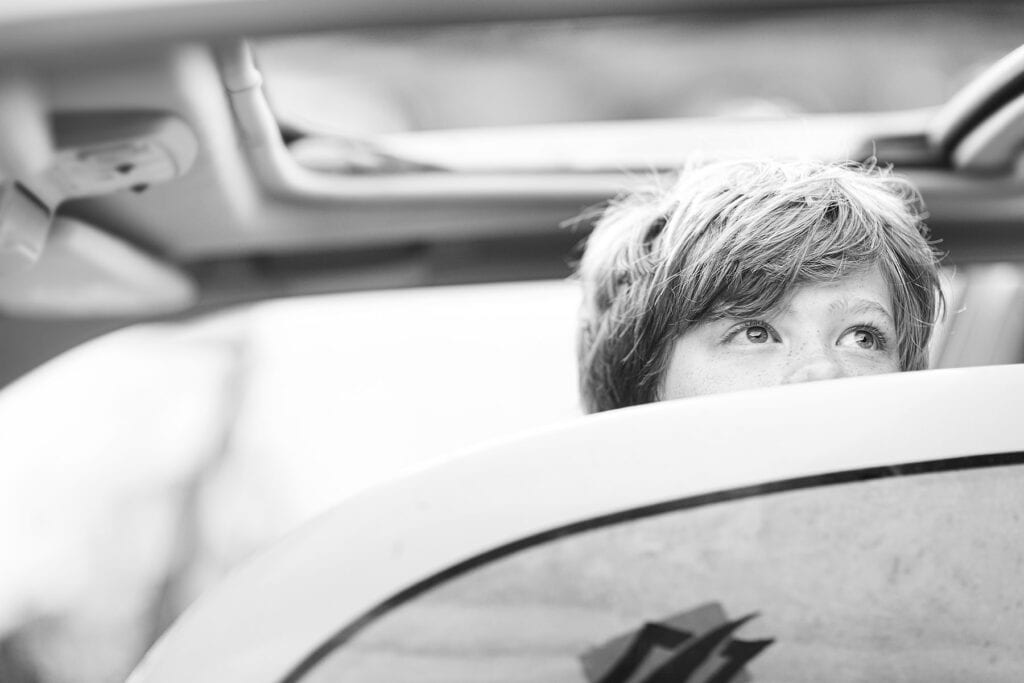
{"left": 0, "top": 216, "right": 196, "bottom": 318}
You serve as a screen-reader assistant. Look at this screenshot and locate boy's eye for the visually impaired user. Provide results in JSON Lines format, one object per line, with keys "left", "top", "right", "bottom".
{"left": 723, "top": 320, "right": 780, "bottom": 345}
{"left": 838, "top": 326, "right": 888, "bottom": 350}
{"left": 853, "top": 330, "right": 875, "bottom": 349}
{"left": 745, "top": 325, "right": 771, "bottom": 344}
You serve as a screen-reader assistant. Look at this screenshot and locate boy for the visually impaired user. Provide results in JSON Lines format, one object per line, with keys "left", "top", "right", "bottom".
{"left": 576, "top": 159, "right": 944, "bottom": 413}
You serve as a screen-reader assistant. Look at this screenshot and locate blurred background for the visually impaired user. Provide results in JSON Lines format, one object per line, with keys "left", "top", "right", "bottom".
{"left": 0, "top": 281, "right": 581, "bottom": 683}
{"left": 4, "top": 4, "right": 1024, "bottom": 682}
{"left": 259, "top": 7, "right": 1021, "bottom": 136}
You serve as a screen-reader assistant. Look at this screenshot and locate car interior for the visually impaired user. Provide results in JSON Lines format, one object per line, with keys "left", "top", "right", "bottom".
{"left": 3, "top": 1, "right": 1024, "bottom": 682}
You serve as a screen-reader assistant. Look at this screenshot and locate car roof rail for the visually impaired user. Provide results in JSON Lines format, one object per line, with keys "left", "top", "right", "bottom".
{"left": 929, "top": 43, "right": 1024, "bottom": 165}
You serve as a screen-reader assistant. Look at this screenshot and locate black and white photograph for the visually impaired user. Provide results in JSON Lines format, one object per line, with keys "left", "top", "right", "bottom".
{"left": 2, "top": 1, "right": 1024, "bottom": 682}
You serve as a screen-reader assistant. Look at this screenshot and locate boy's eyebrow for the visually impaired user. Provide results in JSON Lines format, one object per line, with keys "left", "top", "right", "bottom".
{"left": 829, "top": 298, "right": 895, "bottom": 325}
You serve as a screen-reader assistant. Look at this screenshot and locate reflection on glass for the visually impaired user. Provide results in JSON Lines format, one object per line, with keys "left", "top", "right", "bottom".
{"left": 302, "top": 462, "right": 1024, "bottom": 682}
{"left": 258, "top": 6, "right": 1024, "bottom": 136}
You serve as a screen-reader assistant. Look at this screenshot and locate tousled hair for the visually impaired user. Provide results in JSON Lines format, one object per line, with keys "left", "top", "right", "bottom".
{"left": 576, "top": 159, "right": 945, "bottom": 413}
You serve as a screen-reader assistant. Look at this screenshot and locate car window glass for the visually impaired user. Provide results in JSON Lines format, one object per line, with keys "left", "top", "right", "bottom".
{"left": 257, "top": 6, "right": 1024, "bottom": 137}
{"left": 298, "top": 457, "right": 1024, "bottom": 682}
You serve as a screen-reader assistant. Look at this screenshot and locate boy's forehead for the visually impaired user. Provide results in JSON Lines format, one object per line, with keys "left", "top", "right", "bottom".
{"left": 706, "top": 265, "right": 895, "bottom": 321}
{"left": 827, "top": 298, "right": 895, "bottom": 323}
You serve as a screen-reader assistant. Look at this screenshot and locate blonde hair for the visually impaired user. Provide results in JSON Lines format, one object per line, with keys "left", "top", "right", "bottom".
{"left": 576, "top": 159, "right": 944, "bottom": 413}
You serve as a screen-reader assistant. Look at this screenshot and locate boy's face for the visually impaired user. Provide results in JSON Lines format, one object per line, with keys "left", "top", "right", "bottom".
{"left": 661, "top": 266, "right": 900, "bottom": 399}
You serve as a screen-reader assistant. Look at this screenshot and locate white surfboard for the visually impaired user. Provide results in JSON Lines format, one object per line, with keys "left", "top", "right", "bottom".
{"left": 129, "top": 365, "right": 1024, "bottom": 683}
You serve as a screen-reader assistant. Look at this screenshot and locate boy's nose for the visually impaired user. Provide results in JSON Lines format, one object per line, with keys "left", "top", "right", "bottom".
{"left": 782, "top": 343, "right": 845, "bottom": 385}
